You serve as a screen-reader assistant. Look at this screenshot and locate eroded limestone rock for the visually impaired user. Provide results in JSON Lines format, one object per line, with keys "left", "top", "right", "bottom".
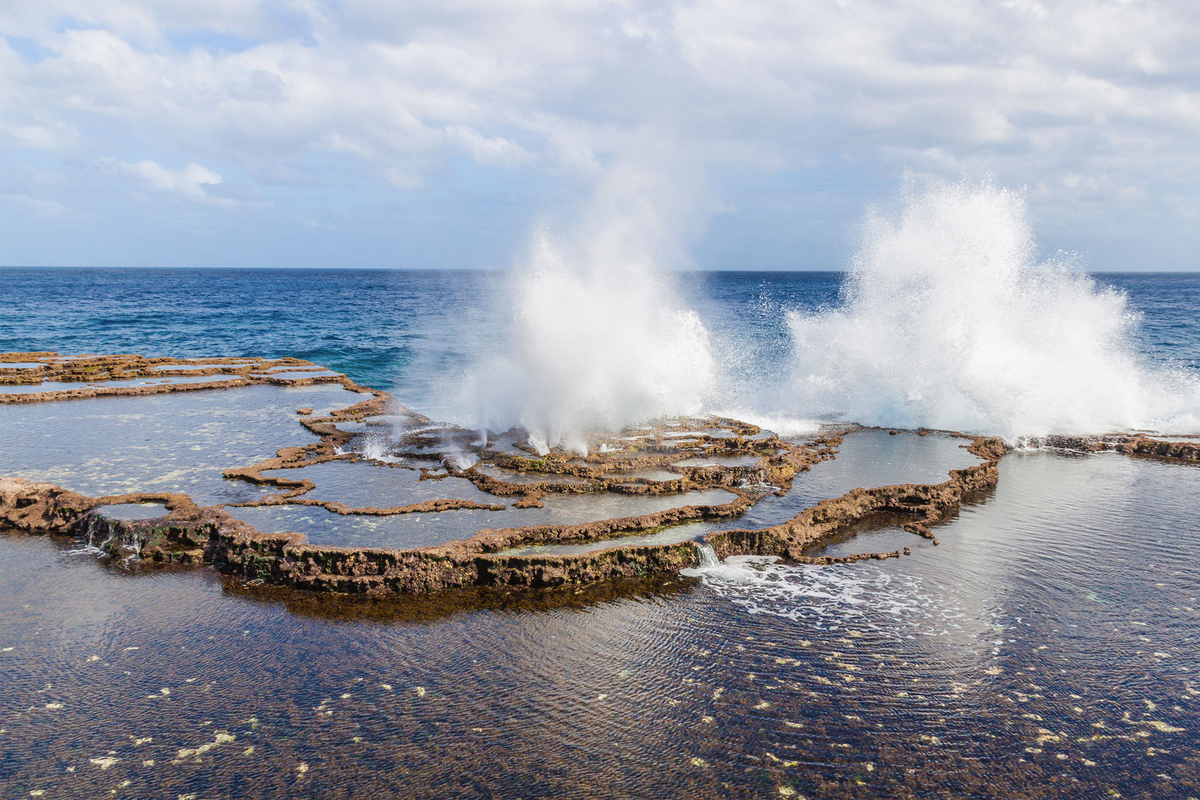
{"left": 5, "top": 351, "right": 1192, "bottom": 599}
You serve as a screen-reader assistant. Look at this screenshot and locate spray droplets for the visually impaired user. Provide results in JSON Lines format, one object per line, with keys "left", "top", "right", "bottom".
{"left": 787, "top": 179, "right": 1200, "bottom": 439}
{"left": 471, "top": 153, "right": 717, "bottom": 450}
{"left": 467, "top": 174, "right": 1197, "bottom": 444}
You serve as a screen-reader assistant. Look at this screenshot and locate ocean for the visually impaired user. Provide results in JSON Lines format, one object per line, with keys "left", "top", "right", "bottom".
{"left": 1, "top": 265, "right": 1199, "bottom": 799}
{"left": 2, "top": 267, "right": 1197, "bottom": 428}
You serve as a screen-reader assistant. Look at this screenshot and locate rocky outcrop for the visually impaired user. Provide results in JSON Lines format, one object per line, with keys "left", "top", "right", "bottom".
{"left": 1115, "top": 435, "right": 1200, "bottom": 462}
{"left": 0, "top": 353, "right": 377, "bottom": 404}
{"left": 17, "top": 351, "right": 1194, "bottom": 599}
{"left": 0, "top": 434, "right": 1002, "bottom": 596}
{"left": 707, "top": 436, "right": 1001, "bottom": 562}
{"left": 1028, "top": 433, "right": 1199, "bottom": 462}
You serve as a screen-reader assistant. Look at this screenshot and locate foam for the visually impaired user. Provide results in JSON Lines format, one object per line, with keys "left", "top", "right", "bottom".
{"left": 684, "top": 548, "right": 975, "bottom": 637}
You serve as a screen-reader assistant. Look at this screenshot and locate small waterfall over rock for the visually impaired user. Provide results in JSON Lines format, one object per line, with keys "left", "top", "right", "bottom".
{"left": 693, "top": 542, "right": 720, "bottom": 571}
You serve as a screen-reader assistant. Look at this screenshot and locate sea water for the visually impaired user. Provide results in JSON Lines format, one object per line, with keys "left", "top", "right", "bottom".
{"left": 2, "top": 267, "right": 1195, "bottom": 429}
{"left": 1, "top": 263, "right": 1198, "bottom": 798}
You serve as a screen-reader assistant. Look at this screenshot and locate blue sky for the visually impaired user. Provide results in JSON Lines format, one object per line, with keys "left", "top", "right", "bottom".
{"left": 2, "top": 0, "right": 1198, "bottom": 271}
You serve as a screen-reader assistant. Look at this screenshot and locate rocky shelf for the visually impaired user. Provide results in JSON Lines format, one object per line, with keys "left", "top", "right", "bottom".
{"left": 3, "top": 351, "right": 1194, "bottom": 598}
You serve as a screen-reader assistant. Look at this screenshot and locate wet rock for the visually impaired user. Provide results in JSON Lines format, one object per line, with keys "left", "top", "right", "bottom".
{"left": 21, "top": 350, "right": 1165, "bottom": 600}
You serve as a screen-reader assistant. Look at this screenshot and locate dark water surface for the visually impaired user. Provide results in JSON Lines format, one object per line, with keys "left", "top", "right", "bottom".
{"left": 2, "top": 268, "right": 1199, "bottom": 798}
{"left": 1, "top": 449, "right": 1198, "bottom": 799}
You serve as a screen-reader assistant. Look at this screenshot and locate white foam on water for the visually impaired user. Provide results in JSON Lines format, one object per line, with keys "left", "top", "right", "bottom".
{"left": 709, "top": 410, "right": 823, "bottom": 439}
{"left": 685, "top": 547, "right": 981, "bottom": 637}
{"left": 786, "top": 178, "right": 1200, "bottom": 440}
{"left": 359, "top": 436, "right": 393, "bottom": 462}
{"left": 450, "top": 451, "right": 478, "bottom": 470}
{"left": 65, "top": 542, "right": 105, "bottom": 557}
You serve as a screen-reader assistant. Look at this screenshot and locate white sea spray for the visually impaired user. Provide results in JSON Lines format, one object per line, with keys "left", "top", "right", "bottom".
{"left": 468, "top": 141, "right": 717, "bottom": 452}
{"left": 786, "top": 178, "right": 1200, "bottom": 439}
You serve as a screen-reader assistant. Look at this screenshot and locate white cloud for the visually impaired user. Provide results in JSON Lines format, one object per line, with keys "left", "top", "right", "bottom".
{"left": 111, "top": 158, "right": 231, "bottom": 205}
{"left": 0, "top": 119, "right": 79, "bottom": 151}
{"left": 0, "top": 0, "right": 1198, "bottom": 263}
{"left": 444, "top": 126, "right": 535, "bottom": 170}
{"left": 2, "top": 193, "right": 72, "bottom": 219}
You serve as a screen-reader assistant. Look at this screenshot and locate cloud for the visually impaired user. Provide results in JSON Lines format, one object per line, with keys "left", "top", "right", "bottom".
{"left": 2, "top": 193, "right": 71, "bottom": 219}
{"left": 0, "top": 119, "right": 79, "bottom": 151}
{"left": 110, "top": 158, "right": 231, "bottom": 205}
{"left": 1, "top": 0, "right": 1199, "bottom": 266}
{"left": 444, "top": 126, "right": 535, "bottom": 170}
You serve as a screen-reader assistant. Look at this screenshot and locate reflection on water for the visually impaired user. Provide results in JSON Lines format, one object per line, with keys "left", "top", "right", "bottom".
{"left": 228, "top": 489, "right": 739, "bottom": 549}
{"left": 255, "top": 370, "right": 344, "bottom": 380}
{"left": 763, "top": 428, "right": 983, "bottom": 516}
{"left": 92, "top": 503, "right": 169, "bottom": 521}
{"left": 0, "top": 384, "right": 365, "bottom": 505}
{"left": 645, "top": 428, "right": 984, "bottom": 545}
{"left": 263, "top": 461, "right": 499, "bottom": 507}
{"left": 2, "top": 450, "right": 1197, "bottom": 798}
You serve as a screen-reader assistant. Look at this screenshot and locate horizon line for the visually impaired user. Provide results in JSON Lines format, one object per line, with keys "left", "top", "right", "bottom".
{"left": 2, "top": 265, "right": 1197, "bottom": 275}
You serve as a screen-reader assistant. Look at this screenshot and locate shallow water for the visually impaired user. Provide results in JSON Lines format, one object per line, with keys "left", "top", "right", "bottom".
{"left": 663, "top": 429, "right": 982, "bottom": 544}
{"left": 228, "top": 488, "right": 739, "bottom": 549}
{"left": 1, "top": 449, "right": 1197, "bottom": 799}
{"left": 674, "top": 454, "right": 765, "bottom": 467}
{"left": 263, "top": 461, "right": 499, "bottom": 507}
{"left": 256, "top": 370, "right": 344, "bottom": 380}
{"left": 0, "top": 374, "right": 247, "bottom": 394}
{"left": 612, "top": 467, "right": 682, "bottom": 482}
{"left": 506, "top": 429, "right": 980, "bottom": 557}
{"left": 92, "top": 503, "right": 170, "bottom": 521}
{"left": 0, "top": 384, "right": 365, "bottom": 505}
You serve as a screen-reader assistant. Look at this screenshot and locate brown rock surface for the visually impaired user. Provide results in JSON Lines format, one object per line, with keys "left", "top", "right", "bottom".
{"left": 6, "top": 351, "right": 1194, "bottom": 599}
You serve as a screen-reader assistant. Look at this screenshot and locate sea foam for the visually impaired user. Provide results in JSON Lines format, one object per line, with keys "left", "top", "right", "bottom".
{"left": 787, "top": 179, "right": 1200, "bottom": 439}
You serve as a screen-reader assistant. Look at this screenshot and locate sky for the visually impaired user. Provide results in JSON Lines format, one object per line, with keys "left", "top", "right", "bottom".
{"left": 2, "top": 0, "right": 1198, "bottom": 271}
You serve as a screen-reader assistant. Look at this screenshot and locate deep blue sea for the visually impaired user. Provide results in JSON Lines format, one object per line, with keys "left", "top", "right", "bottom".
{"left": 0, "top": 269, "right": 842, "bottom": 417}
{"left": 1, "top": 268, "right": 1198, "bottom": 428}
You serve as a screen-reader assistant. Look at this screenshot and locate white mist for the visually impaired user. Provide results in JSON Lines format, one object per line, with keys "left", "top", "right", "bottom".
{"left": 469, "top": 147, "right": 716, "bottom": 452}
{"left": 788, "top": 179, "right": 1200, "bottom": 439}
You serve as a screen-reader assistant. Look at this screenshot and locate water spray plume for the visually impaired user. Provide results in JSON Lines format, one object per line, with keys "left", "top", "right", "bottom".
{"left": 470, "top": 154, "right": 716, "bottom": 452}
{"left": 788, "top": 178, "right": 1200, "bottom": 439}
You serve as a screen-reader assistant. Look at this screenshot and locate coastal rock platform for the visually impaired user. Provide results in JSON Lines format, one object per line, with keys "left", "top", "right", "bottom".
{"left": 3, "top": 352, "right": 1193, "bottom": 598}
